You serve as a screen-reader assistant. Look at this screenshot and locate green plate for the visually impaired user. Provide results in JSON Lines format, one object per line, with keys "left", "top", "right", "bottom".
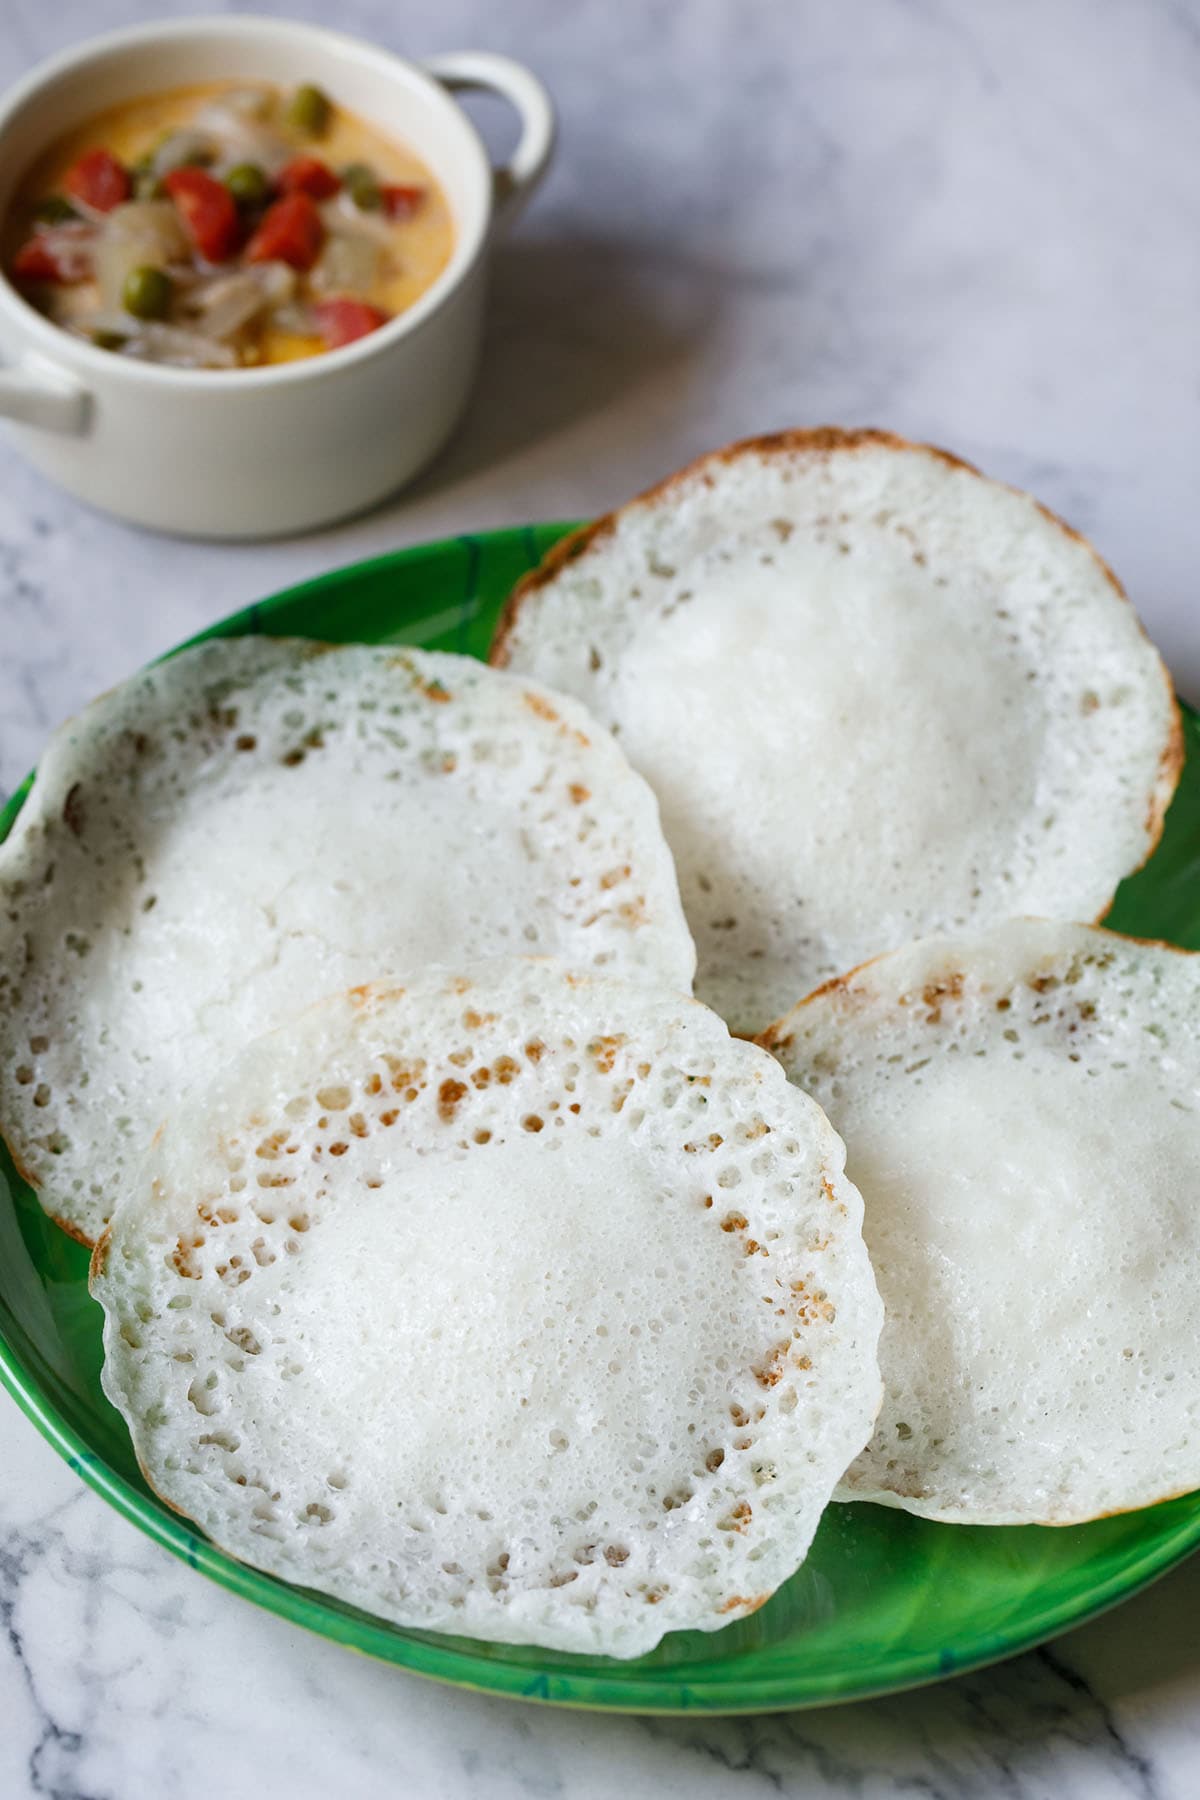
{"left": 2, "top": 524, "right": 1198, "bottom": 1714}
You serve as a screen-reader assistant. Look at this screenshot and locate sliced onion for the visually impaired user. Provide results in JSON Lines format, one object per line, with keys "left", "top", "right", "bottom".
{"left": 189, "top": 99, "right": 293, "bottom": 176}
{"left": 269, "top": 299, "right": 320, "bottom": 336}
{"left": 71, "top": 311, "right": 233, "bottom": 365}
{"left": 104, "top": 200, "right": 189, "bottom": 249}
{"left": 64, "top": 309, "right": 131, "bottom": 344}
{"left": 151, "top": 130, "right": 218, "bottom": 178}
{"left": 45, "top": 280, "right": 103, "bottom": 327}
{"left": 61, "top": 196, "right": 112, "bottom": 228}
{"left": 187, "top": 283, "right": 264, "bottom": 341}
{"left": 134, "top": 322, "right": 238, "bottom": 368}
{"left": 213, "top": 86, "right": 275, "bottom": 121}
{"left": 251, "top": 261, "right": 297, "bottom": 305}
{"left": 160, "top": 262, "right": 205, "bottom": 289}
{"left": 309, "top": 230, "right": 383, "bottom": 296}
{"left": 94, "top": 240, "right": 149, "bottom": 310}
{"left": 94, "top": 202, "right": 190, "bottom": 309}
{"left": 321, "top": 192, "right": 395, "bottom": 246}
{"left": 181, "top": 263, "right": 296, "bottom": 340}
{"left": 68, "top": 308, "right": 140, "bottom": 340}
{"left": 73, "top": 312, "right": 237, "bottom": 368}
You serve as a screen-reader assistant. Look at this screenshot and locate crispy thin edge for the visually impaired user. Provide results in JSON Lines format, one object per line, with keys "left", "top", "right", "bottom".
{"left": 87, "top": 976, "right": 871, "bottom": 1618}
{"left": 490, "top": 427, "right": 973, "bottom": 665}
{"left": 90, "top": 1225, "right": 222, "bottom": 1527}
{"left": 755, "top": 918, "right": 1200, "bottom": 1060}
{"left": 838, "top": 1473, "right": 1200, "bottom": 1528}
{"left": 0, "top": 641, "right": 593, "bottom": 1251}
{"left": 0, "top": 635, "right": 349, "bottom": 1251}
{"left": 769, "top": 919, "right": 1200, "bottom": 1522}
{"left": 490, "top": 424, "right": 1184, "bottom": 868}
{"left": 0, "top": 1124, "right": 97, "bottom": 1246}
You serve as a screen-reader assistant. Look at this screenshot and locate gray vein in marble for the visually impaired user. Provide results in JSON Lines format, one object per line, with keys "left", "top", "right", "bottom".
{"left": 3, "top": 1408, "right": 1198, "bottom": 1800}
{"left": 2, "top": 1509, "right": 99, "bottom": 1800}
{"left": 1034, "top": 1647, "right": 1161, "bottom": 1800}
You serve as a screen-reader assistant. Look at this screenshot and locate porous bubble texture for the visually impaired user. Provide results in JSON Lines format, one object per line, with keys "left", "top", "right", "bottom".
{"left": 93, "top": 962, "right": 882, "bottom": 1657}
{"left": 494, "top": 432, "right": 1180, "bottom": 1035}
{"left": 0, "top": 637, "right": 695, "bottom": 1243}
{"left": 761, "top": 919, "right": 1200, "bottom": 1525}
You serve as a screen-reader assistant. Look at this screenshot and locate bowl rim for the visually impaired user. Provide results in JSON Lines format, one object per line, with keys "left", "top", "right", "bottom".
{"left": 0, "top": 12, "right": 494, "bottom": 388}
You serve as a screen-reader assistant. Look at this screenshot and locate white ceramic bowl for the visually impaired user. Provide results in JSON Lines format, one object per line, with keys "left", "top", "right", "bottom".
{"left": 0, "top": 16, "right": 555, "bottom": 538}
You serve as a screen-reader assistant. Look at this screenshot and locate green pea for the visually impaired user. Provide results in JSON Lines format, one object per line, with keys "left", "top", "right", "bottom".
{"left": 92, "top": 329, "right": 128, "bottom": 352}
{"left": 34, "top": 195, "right": 78, "bottom": 224}
{"left": 122, "top": 265, "right": 173, "bottom": 321}
{"left": 342, "top": 161, "right": 382, "bottom": 210}
{"left": 286, "top": 83, "right": 332, "bottom": 137}
{"left": 225, "top": 163, "right": 269, "bottom": 208}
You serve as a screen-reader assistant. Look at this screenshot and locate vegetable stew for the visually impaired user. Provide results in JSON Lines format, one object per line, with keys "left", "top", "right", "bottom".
{"left": 6, "top": 81, "right": 455, "bottom": 367}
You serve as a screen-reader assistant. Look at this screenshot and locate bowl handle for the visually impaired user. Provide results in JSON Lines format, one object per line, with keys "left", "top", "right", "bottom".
{"left": 0, "top": 356, "right": 89, "bottom": 433}
{"left": 421, "top": 52, "right": 556, "bottom": 237}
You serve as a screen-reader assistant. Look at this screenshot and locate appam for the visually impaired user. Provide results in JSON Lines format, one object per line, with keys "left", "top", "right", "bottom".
{"left": 493, "top": 429, "right": 1181, "bottom": 1036}
{"left": 0, "top": 637, "right": 695, "bottom": 1244}
{"left": 92, "top": 962, "right": 883, "bottom": 1657}
{"left": 760, "top": 919, "right": 1200, "bottom": 1526}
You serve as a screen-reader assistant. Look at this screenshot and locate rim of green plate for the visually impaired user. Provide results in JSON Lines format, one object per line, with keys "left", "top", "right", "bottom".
{"left": 1, "top": 527, "right": 1198, "bottom": 1715}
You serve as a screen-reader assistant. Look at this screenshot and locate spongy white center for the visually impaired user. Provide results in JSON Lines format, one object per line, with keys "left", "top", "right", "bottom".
{"left": 0, "top": 638, "right": 695, "bottom": 1241}
{"left": 765, "top": 920, "right": 1200, "bottom": 1524}
{"left": 854, "top": 1053, "right": 1198, "bottom": 1358}
{"left": 244, "top": 1136, "right": 762, "bottom": 1524}
{"left": 616, "top": 545, "right": 1037, "bottom": 979}
{"left": 498, "top": 441, "right": 1177, "bottom": 1034}
{"left": 94, "top": 964, "right": 883, "bottom": 1656}
{"left": 107, "top": 759, "right": 611, "bottom": 1040}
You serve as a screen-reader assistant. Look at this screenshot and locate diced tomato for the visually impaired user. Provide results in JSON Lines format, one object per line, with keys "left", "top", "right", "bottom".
{"left": 64, "top": 148, "right": 131, "bottom": 214}
{"left": 164, "top": 167, "right": 241, "bottom": 263}
{"left": 381, "top": 183, "right": 425, "bottom": 220}
{"left": 245, "top": 192, "right": 325, "bottom": 271}
{"left": 278, "top": 156, "right": 341, "bottom": 200}
{"left": 12, "top": 238, "right": 65, "bottom": 283}
{"left": 11, "top": 228, "right": 93, "bottom": 285}
{"left": 314, "top": 296, "right": 391, "bottom": 349}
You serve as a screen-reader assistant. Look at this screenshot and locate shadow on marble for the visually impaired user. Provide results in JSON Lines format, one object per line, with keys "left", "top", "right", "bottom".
{"left": 403, "top": 227, "right": 724, "bottom": 498}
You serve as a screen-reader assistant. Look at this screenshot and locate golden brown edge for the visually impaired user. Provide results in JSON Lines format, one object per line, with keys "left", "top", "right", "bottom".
{"left": 837, "top": 1476, "right": 1200, "bottom": 1528}
{"left": 0, "top": 1122, "right": 97, "bottom": 1247}
{"left": 754, "top": 943, "right": 899, "bottom": 1060}
{"left": 51, "top": 1208, "right": 96, "bottom": 1249}
{"left": 88, "top": 1223, "right": 112, "bottom": 1282}
{"left": 755, "top": 918, "right": 1200, "bottom": 1060}
{"left": 1024, "top": 500, "right": 1185, "bottom": 892}
{"left": 1095, "top": 663, "right": 1186, "bottom": 914}
{"left": 490, "top": 425, "right": 978, "bottom": 665}
{"left": 490, "top": 422, "right": 1185, "bottom": 886}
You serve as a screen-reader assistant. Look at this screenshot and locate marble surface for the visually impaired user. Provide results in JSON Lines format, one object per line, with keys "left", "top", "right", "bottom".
{"left": 1, "top": 0, "right": 1199, "bottom": 1793}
